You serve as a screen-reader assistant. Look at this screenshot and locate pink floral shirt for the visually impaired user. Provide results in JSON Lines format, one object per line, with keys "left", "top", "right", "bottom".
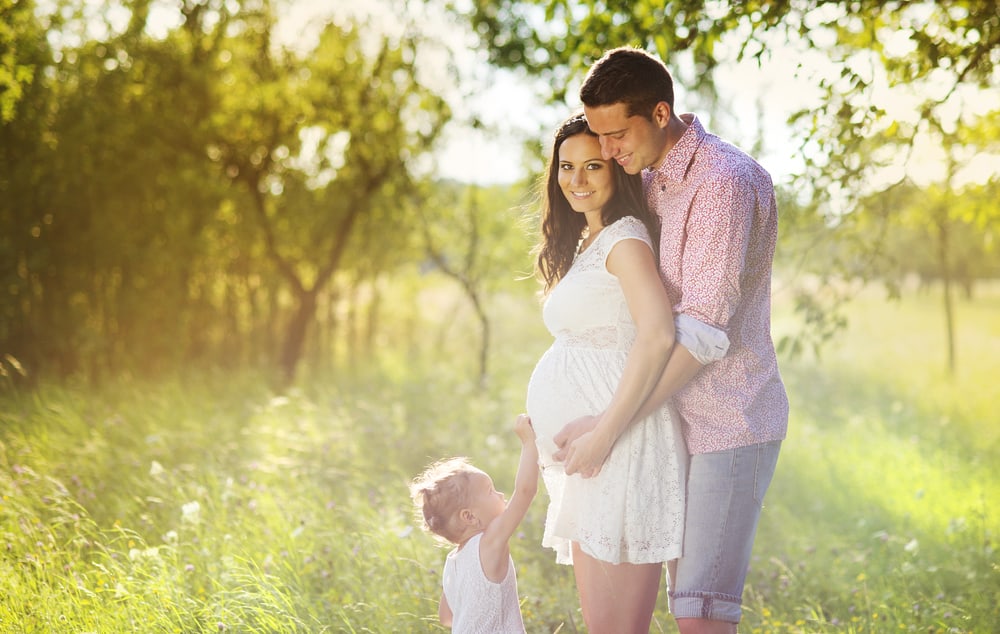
{"left": 644, "top": 114, "right": 788, "bottom": 454}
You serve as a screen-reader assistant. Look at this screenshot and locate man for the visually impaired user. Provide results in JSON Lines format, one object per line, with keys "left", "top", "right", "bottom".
{"left": 554, "top": 47, "right": 789, "bottom": 634}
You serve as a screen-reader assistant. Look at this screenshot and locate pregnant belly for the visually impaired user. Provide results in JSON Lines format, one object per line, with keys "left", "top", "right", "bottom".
{"left": 526, "top": 346, "right": 617, "bottom": 463}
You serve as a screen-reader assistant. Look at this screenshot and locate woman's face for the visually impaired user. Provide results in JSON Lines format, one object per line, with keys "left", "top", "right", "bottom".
{"left": 557, "top": 132, "right": 615, "bottom": 216}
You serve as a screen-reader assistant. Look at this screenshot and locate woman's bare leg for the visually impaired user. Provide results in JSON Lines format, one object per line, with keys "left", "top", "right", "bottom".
{"left": 572, "top": 542, "right": 663, "bottom": 634}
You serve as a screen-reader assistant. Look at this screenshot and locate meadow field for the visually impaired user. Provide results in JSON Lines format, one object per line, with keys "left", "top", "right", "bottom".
{"left": 1, "top": 280, "right": 997, "bottom": 633}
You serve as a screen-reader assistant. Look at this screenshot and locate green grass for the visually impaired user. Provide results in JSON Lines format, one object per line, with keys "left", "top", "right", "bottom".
{"left": 1, "top": 282, "right": 997, "bottom": 632}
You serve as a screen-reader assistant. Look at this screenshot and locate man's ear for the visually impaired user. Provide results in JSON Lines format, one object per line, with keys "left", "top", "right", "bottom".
{"left": 652, "top": 101, "right": 672, "bottom": 128}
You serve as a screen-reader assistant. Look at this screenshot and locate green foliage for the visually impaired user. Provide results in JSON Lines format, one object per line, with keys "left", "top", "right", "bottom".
{"left": 0, "top": 0, "right": 40, "bottom": 122}
{"left": 1, "top": 284, "right": 997, "bottom": 632}
{"left": 456, "top": 0, "right": 1000, "bottom": 369}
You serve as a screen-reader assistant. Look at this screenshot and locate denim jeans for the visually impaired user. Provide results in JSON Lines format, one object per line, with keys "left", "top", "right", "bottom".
{"left": 668, "top": 441, "right": 782, "bottom": 622}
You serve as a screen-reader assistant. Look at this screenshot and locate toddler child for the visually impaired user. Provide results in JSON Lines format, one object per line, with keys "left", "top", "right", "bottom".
{"left": 410, "top": 414, "right": 539, "bottom": 633}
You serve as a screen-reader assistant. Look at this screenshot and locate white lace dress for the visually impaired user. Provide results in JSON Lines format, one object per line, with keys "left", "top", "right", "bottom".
{"left": 526, "top": 215, "right": 687, "bottom": 565}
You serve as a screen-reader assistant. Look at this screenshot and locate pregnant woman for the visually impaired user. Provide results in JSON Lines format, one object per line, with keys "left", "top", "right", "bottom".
{"left": 525, "top": 113, "right": 688, "bottom": 634}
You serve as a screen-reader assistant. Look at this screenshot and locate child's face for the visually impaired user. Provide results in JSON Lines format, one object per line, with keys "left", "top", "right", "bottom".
{"left": 467, "top": 470, "right": 506, "bottom": 526}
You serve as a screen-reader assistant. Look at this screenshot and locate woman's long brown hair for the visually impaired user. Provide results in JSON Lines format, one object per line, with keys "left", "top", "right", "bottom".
{"left": 534, "top": 113, "right": 659, "bottom": 294}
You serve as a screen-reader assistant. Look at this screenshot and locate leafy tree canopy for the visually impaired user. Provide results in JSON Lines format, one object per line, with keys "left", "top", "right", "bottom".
{"left": 457, "top": 1, "right": 999, "bottom": 198}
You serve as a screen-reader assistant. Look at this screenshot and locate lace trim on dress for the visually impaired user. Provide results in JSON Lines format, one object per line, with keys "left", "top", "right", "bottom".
{"left": 554, "top": 326, "right": 618, "bottom": 349}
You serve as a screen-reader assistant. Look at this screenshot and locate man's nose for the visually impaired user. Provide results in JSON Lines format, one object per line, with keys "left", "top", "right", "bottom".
{"left": 599, "top": 136, "right": 615, "bottom": 160}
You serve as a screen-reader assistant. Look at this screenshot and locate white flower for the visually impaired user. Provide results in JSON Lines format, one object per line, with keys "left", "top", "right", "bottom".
{"left": 129, "top": 547, "right": 159, "bottom": 560}
{"left": 269, "top": 396, "right": 290, "bottom": 408}
{"left": 149, "top": 461, "right": 165, "bottom": 477}
{"left": 181, "top": 501, "right": 201, "bottom": 524}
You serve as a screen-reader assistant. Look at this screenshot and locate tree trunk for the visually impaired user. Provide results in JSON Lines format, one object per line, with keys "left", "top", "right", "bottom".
{"left": 465, "top": 284, "right": 490, "bottom": 386}
{"left": 366, "top": 278, "right": 381, "bottom": 358}
{"left": 279, "top": 288, "right": 317, "bottom": 384}
{"left": 936, "top": 218, "right": 956, "bottom": 377}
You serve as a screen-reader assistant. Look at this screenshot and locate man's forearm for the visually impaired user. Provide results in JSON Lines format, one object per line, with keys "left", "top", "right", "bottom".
{"left": 632, "top": 343, "right": 704, "bottom": 422}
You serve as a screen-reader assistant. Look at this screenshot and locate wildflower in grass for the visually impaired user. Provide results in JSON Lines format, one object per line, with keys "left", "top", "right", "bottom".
{"left": 947, "top": 517, "right": 967, "bottom": 534}
{"left": 129, "top": 546, "right": 159, "bottom": 560}
{"left": 163, "top": 530, "right": 178, "bottom": 545}
{"left": 149, "top": 461, "right": 165, "bottom": 477}
{"left": 269, "top": 396, "right": 289, "bottom": 408}
{"left": 181, "top": 501, "right": 200, "bottom": 524}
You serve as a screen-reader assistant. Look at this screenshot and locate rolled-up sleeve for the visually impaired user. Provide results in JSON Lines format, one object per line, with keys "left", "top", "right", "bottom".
{"left": 675, "top": 313, "right": 729, "bottom": 364}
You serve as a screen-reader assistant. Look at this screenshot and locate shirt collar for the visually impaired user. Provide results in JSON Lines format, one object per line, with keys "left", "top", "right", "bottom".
{"left": 648, "top": 113, "right": 705, "bottom": 183}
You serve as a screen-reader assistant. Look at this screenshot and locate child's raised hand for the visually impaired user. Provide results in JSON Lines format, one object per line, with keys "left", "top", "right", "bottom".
{"left": 514, "top": 414, "right": 535, "bottom": 443}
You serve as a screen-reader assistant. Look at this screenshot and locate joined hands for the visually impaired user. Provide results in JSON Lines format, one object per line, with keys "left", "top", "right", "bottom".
{"left": 552, "top": 414, "right": 608, "bottom": 478}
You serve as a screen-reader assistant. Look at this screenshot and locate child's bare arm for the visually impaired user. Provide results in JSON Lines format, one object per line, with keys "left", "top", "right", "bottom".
{"left": 438, "top": 591, "right": 453, "bottom": 627}
{"left": 479, "top": 414, "right": 539, "bottom": 581}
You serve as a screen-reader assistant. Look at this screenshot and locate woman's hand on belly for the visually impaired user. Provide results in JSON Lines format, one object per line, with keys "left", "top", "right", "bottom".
{"left": 552, "top": 414, "right": 600, "bottom": 463}
{"left": 561, "top": 420, "right": 614, "bottom": 478}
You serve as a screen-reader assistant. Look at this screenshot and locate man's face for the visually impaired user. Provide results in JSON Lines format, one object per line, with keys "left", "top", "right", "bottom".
{"left": 583, "top": 102, "right": 670, "bottom": 174}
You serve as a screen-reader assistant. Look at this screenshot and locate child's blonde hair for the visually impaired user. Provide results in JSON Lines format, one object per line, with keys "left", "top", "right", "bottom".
{"left": 410, "top": 457, "right": 481, "bottom": 544}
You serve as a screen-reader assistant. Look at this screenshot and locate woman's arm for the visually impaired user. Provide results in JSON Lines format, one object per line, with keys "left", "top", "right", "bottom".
{"left": 561, "top": 238, "right": 674, "bottom": 477}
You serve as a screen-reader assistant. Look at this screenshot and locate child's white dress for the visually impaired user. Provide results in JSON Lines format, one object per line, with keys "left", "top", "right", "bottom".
{"left": 442, "top": 533, "right": 526, "bottom": 633}
{"left": 526, "top": 215, "right": 687, "bottom": 565}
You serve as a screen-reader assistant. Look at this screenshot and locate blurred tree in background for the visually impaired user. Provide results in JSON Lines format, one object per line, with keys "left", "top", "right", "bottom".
{"left": 0, "top": 0, "right": 501, "bottom": 385}
{"left": 417, "top": 180, "right": 534, "bottom": 385}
